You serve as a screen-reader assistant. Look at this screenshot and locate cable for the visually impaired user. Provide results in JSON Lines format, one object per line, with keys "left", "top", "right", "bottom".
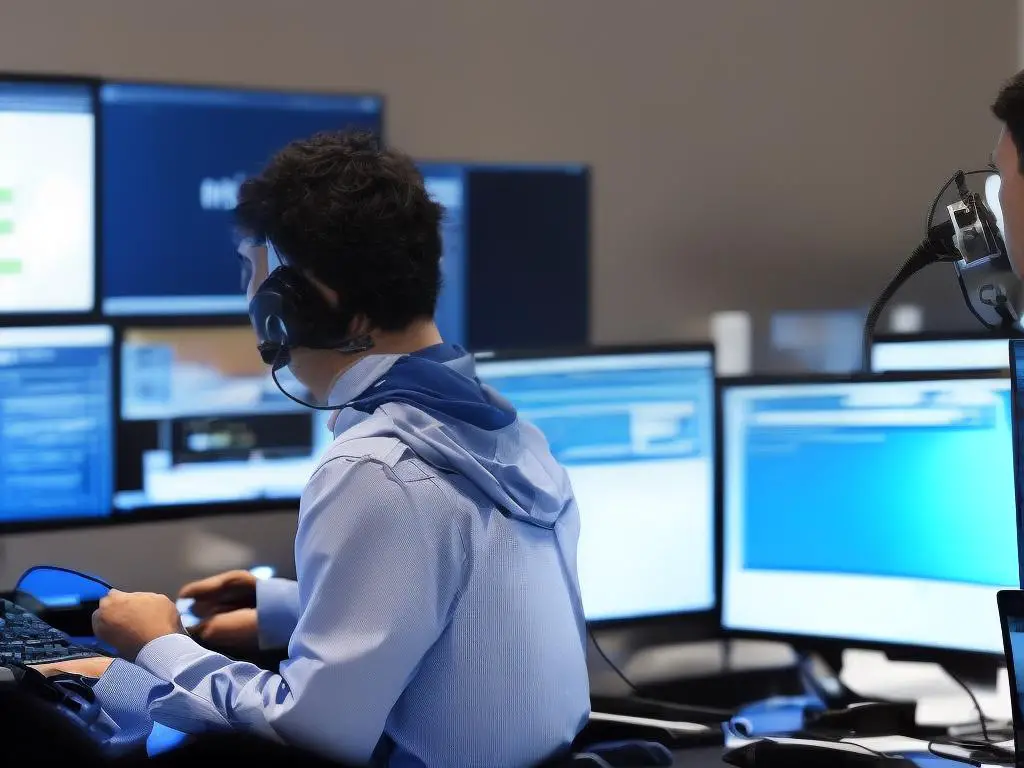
{"left": 926, "top": 168, "right": 996, "bottom": 233}
{"left": 944, "top": 669, "right": 991, "bottom": 743}
{"left": 271, "top": 365, "right": 345, "bottom": 412}
{"left": 587, "top": 626, "right": 640, "bottom": 695}
{"left": 860, "top": 238, "right": 950, "bottom": 372}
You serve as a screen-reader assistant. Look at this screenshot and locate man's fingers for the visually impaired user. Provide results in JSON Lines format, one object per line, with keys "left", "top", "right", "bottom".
{"left": 189, "top": 599, "right": 228, "bottom": 619}
{"left": 178, "top": 575, "right": 223, "bottom": 599}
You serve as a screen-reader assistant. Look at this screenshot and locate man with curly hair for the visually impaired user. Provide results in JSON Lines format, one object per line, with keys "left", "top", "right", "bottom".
{"left": 41, "top": 132, "right": 590, "bottom": 767}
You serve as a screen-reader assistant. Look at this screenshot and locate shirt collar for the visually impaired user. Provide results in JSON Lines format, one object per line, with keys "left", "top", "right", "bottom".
{"left": 323, "top": 344, "right": 475, "bottom": 436}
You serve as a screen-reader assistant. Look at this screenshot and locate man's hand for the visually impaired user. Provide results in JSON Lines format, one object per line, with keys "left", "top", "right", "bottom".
{"left": 92, "top": 590, "right": 185, "bottom": 661}
{"left": 31, "top": 656, "right": 115, "bottom": 679}
{"left": 189, "top": 607, "right": 259, "bottom": 651}
{"left": 179, "top": 570, "right": 257, "bottom": 619}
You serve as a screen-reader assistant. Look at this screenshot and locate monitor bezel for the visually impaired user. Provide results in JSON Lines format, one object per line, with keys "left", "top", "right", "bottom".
{"left": 718, "top": 367, "right": 1013, "bottom": 662}
{"left": 0, "top": 72, "right": 102, "bottom": 323}
{"left": 475, "top": 342, "right": 720, "bottom": 633}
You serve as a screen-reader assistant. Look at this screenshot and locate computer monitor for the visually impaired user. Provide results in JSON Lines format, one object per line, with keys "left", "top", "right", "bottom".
{"left": 870, "top": 334, "right": 1010, "bottom": 373}
{"left": 115, "top": 324, "right": 333, "bottom": 513}
{"left": 1009, "top": 340, "right": 1024, "bottom": 588}
{"left": 419, "top": 163, "right": 589, "bottom": 351}
{"left": 475, "top": 346, "right": 716, "bottom": 623}
{"left": 0, "top": 325, "right": 114, "bottom": 529}
{"left": 99, "top": 82, "right": 383, "bottom": 317}
{"left": 0, "top": 78, "right": 95, "bottom": 315}
{"left": 722, "top": 372, "right": 1017, "bottom": 655}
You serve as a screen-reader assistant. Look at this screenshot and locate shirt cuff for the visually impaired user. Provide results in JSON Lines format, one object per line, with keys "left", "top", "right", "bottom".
{"left": 256, "top": 577, "right": 299, "bottom": 650}
{"left": 134, "top": 632, "right": 218, "bottom": 681}
{"left": 92, "top": 657, "right": 170, "bottom": 729}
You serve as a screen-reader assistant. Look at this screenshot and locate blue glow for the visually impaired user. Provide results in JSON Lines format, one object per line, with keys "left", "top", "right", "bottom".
{"left": 740, "top": 384, "right": 1015, "bottom": 585}
{"left": 0, "top": 327, "right": 114, "bottom": 526}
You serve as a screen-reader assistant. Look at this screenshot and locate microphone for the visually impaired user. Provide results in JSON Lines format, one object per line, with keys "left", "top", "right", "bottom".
{"left": 860, "top": 169, "right": 1023, "bottom": 373}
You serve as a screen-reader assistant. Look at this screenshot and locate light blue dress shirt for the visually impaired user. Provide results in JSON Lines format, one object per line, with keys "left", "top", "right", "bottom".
{"left": 92, "top": 344, "right": 590, "bottom": 766}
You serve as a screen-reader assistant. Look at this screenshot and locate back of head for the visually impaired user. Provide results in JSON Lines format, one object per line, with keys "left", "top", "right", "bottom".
{"left": 235, "top": 130, "right": 444, "bottom": 334}
{"left": 993, "top": 69, "right": 1024, "bottom": 172}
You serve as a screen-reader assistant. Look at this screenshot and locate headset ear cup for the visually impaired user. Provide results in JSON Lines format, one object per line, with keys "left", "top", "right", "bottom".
{"left": 249, "top": 266, "right": 363, "bottom": 358}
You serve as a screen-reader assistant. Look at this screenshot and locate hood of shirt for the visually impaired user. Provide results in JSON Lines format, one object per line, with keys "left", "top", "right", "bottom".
{"left": 323, "top": 344, "right": 574, "bottom": 530}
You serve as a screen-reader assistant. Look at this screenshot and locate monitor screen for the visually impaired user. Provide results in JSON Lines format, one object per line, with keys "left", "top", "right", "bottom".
{"left": 100, "top": 83, "right": 383, "bottom": 317}
{"left": 722, "top": 376, "right": 1017, "bottom": 654}
{"left": 421, "top": 167, "right": 467, "bottom": 345}
{"left": 476, "top": 349, "right": 715, "bottom": 622}
{"left": 116, "top": 325, "right": 333, "bottom": 511}
{"left": 871, "top": 338, "right": 1009, "bottom": 372}
{"left": 0, "top": 81, "right": 95, "bottom": 314}
{"left": 0, "top": 325, "right": 113, "bottom": 526}
{"left": 419, "top": 163, "right": 589, "bottom": 351}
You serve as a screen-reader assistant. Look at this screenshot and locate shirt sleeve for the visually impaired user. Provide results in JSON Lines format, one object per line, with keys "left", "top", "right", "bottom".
{"left": 91, "top": 456, "right": 466, "bottom": 764}
{"left": 256, "top": 577, "right": 300, "bottom": 649}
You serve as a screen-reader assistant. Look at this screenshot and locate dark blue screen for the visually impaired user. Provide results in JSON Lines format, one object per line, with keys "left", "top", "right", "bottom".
{"left": 100, "top": 83, "right": 383, "bottom": 316}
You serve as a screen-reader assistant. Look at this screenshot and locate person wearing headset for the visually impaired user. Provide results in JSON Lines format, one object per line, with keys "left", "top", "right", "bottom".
{"left": 36, "top": 131, "right": 590, "bottom": 767}
{"left": 992, "top": 70, "right": 1024, "bottom": 273}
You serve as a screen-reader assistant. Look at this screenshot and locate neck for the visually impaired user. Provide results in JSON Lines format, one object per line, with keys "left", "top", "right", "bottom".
{"left": 301, "top": 319, "right": 444, "bottom": 403}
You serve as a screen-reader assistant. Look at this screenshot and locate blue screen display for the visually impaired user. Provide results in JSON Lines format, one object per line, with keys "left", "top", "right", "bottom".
{"left": 477, "top": 350, "right": 715, "bottom": 622}
{"left": 0, "top": 326, "right": 113, "bottom": 525}
{"left": 723, "top": 376, "right": 1016, "bottom": 653}
{"left": 100, "top": 83, "right": 383, "bottom": 316}
{"left": 420, "top": 165, "right": 466, "bottom": 345}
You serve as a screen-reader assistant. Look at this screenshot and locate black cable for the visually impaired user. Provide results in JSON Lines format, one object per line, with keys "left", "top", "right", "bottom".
{"left": 926, "top": 168, "right": 996, "bottom": 233}
{"left": 860, "top": 239, "right": 950, "bottom": 372}
{"left": 944, "top": 669, "right": 991, "bottom": 743}
{"left": 271, "top": 365, "right": 346, "bottom": 412}
{"left": 587, "top": 626, "right": 640, "bottom": 695}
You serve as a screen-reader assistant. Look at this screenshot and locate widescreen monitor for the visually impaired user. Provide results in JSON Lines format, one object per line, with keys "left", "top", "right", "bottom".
{"left": 722, "top": 374, "right": 1017, "bottom": 654}
{"left": 116, "top": 324, "right": 332, "bottom": 513}
{"left": 871, "top": 335, "right": 1010, "bottom": 373}
{"left": 0, "top": 79, "right": 95, "bottom": 314}
{"left": 100, "top": 82, "right": 383, "bottom": 317}
{"left": 420, "top": 163, "right": 589, "bottom": 351}
{"left": 0, "top": 325, "right": 113, "bottom": 528}
{"left": 475, "top": 347, "right": 715, "bottom": 622}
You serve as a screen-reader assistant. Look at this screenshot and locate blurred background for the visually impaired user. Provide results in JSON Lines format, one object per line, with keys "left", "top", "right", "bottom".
{"left": 0, "top": 0, "right": 1018, "bottom": 593}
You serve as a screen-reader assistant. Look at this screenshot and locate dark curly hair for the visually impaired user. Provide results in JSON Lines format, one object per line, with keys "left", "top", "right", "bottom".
{"left": 994, "top": 70, "right": 1024, "bottom": 173}
{"left": 235, "top": 131, "right": 443, "bottom": 331}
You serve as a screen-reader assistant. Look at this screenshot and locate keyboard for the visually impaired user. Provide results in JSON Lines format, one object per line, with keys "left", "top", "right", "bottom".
{"left": 0, "top": 599, "right": 103, "bottom": 665}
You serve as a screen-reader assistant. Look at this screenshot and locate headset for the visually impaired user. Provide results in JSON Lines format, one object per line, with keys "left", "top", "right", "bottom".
{"left": 860, "top": 169, "right": 1024, "bottom": 371}
{"left": 248, "top": 240, "right": 374, "bottom": 372}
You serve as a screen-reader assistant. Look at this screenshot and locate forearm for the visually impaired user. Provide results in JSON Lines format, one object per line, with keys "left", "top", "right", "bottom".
{"left": 93, "top": 634, "right": 283, "bottom": 739}
{"left": 256, "top": 578, "right": 299, "bottom": 649}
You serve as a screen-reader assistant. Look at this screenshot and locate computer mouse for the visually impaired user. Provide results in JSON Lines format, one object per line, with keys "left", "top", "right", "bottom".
{"left": 723, "top": 738, "right": 919, "bottom": 768}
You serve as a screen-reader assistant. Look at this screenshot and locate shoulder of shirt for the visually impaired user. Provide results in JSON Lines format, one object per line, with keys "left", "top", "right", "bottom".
{"left": 309, "top": 427, "right": 442, "bottom": 491}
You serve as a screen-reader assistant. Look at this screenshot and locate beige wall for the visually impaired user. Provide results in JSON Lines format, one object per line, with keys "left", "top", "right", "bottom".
{"left": 0, "top": 0, "right": 1018, "bottom": 590}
